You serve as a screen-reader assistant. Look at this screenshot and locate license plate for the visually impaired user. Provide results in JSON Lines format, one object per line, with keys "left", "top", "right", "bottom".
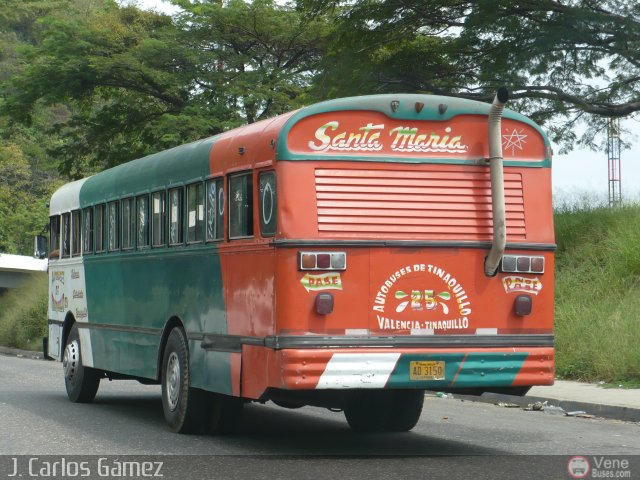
{"left": 409, "top": 361, "right": 445, "bottom": 380}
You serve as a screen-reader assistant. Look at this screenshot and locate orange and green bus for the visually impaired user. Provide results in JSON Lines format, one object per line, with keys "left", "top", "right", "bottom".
{"left": 44, "top": 90, "right": 554, "bottom": 433}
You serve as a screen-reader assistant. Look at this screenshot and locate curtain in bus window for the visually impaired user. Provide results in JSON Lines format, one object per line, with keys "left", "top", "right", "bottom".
{"left": 187, "top": 183, "right": 204, "bottom": 243}
{"left": 71, "top": 210, "right": 81, "bottom": 256}
{"left": 169, "top": 188, "right": 183, "bottom": 245}
{"left": 137, "top": 195, "right": 149, "bottom": 247}
{"left": 95, "top": 205, "right": 105, "bottom": 252}
{"left": 152, "top": 192, "right": 165, "bottom": 247}
{"left": 122, "top": 198, "right": 134, "bottom": 249}
{"left": 206, "top": 179, "right": 224, "bottom": 241}
{"left": 50, "top": 216, "right": 60, "bottom": 259}
{"left": 229, "top": 173, "right": 253, "bottom": 238}
{"left": 108, "top": 201, "right": 119, "bottom": 251}
{"left": 62, "top": 213, "right": 70, "bottom": 258}
{"left": 83, "top": 208, "right": 93, "bottom": 253}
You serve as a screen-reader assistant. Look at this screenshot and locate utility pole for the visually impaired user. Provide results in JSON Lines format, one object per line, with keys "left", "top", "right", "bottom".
{"left": 607, "top": 118, "right": 622, "bottom": 207}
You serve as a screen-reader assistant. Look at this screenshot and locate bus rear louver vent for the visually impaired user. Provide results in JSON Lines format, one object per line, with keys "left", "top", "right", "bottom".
{"left": 315, "top": 168, "right": 525, "bottom": 240}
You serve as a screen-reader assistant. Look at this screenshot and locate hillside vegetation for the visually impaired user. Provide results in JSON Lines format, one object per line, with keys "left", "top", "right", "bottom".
{"left": 554, "top": 203, "right": 640, "bottom": 383}
{"left": 1, "top": 204, "right": 639, "bottom": 383}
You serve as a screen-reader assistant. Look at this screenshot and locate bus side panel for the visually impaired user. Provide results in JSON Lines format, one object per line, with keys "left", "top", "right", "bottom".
{"left": 84, "top": 247, "right": 230, "bottom": 390}
{"left": 220, "top": 247, "right": 275, "bottom": 339}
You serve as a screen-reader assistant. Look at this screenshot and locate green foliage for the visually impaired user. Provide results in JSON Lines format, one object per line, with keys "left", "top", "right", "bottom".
{"left": 554, "top": 203, "right": 640, "bottom": 382}
{"left": 0, "top": 274, "right": 48, "bottom": 351}
{"left": 1, "top": 0, "right": 331, "bottom": 177}
{"left": 301, "top": 0, "right": 640, "bottom": 152}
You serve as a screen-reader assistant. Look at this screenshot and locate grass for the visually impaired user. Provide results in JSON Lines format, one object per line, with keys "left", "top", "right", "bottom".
{"left": 554, "top": 201, "right": 640, "bottom": 383}
{"left": 0, "top": 273, "right": 48, "bottom": 351}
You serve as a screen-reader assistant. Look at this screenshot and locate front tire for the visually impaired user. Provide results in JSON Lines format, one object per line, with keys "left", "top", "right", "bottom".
{"left": 63, "top": 324, "right": 100, "bottom": 403}
{"left": 344, "top": 390, "right": 424, "bottom": 433}
{"left": 161, "top": 328, "right": 209, "bottom": 433}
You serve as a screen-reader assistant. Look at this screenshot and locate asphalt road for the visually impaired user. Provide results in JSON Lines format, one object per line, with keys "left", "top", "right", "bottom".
{"left": 1, "top": 354, "right": 638, "bottom": 479}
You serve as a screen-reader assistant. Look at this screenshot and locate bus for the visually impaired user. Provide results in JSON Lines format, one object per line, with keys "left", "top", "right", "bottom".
{"left": 42, "top": 89, "right": 554, "bottom": 434}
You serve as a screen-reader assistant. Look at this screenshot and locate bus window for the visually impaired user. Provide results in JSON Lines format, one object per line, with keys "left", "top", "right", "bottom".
{"left": 122, "top": 197, "right": 134, "bottom": 250}
{"left": 61, "top": 213, "right": 71, "bottom": 258}
{"left": 229, "top": 172, "right": 253, "bottom": 239}
{"left": 71, "top": 210, "right": 81, "bottom": 256}
{"left": 95, "top": 204, "right": 105, "bottom": 253}
{"left": 258, "top": 171, "right": 276, "bottom": 237}
{"left": 169, "top": 187, "right": 183, "bottom": 246}
{"left": 206, "top": 178, "right": 224, "bottom": 241}
{"left": 83, "top": 207, "right": 93, "bottom": 254}
{"left": 49, "top": 215, "right": 60, "bottom": 260}
{"left": 136, "top": 194, "right": 150, "bottom": 248}
{"left": 152, "top": 191, "right": 165, "bottom": 247}
{"left": 108, "top": 201, "right": 119, "bottom": 251}
{"left": 187, "top": 183, "right": 204, "bottom": 243}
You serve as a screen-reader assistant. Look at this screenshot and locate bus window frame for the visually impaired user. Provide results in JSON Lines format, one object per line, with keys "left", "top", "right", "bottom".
{"left": 61, "top": 212, "right": 71, "bottom": 258}
{"left": 121, "top": 197, "right": 135, "bottom": 251}
{"left": 83, "top": 207, "right": 94, "bottom": 254}
{"left": 186, "top": 182, "right": 204, "bottom": 245}
{"left": 71, "top": 209, "right": 81, "bottom": 257}
{"left": 152, "top": 190, "right": 166, "bottom": 248}
{"left": 205, "top": 178, "right": 224, "bottom": 243}
{"left": 168, "top": 187, "right": 184, "bottom": 247}
{"left": 228, "top": 171, "right": 254, "bottom": 241}
{"left": 136, "top": 193, "right": 150, "bottom": 250}
{"left": 49, "top": 215, "right": 61, "bottom": 260}
{"left": 95, "top": 204, "right": 106, "bottom": 254}
{"left": 258, "top": 170, "right": 277, "bottom": 238}
{"left": 107, "top": 200, "right": 120, "bottom": 252}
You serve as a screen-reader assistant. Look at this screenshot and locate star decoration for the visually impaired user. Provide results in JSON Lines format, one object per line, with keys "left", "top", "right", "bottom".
{"left": 502, "top": 129, "right": 527, "bottom": 156}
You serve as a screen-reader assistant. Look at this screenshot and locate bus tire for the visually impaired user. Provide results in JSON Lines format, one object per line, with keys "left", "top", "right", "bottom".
{"left": 161, "top": 327, "right": 209, "bottom": 433}
{"left": 384, "top": 390, "right": 424, "bottom": 432}
{"left": 209, "top": 393, "right": 244, "bottom": 434}
{"left": 344, "top": 390, "right": 424, "bottom": 433}
{"left": 63, "top": 324, "right": 100, "bottom": 403}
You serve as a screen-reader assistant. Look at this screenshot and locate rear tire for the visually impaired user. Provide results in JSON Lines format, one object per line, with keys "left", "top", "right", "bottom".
{"left": 344, "top": 390, "right": 424, "bottom": 433}
{"left": 209, "top": 393, "right": 244, "bottom": 434}
{"left": 161, "top": 328, "right": 209, "bottom": 433}
{"left": 63, "top": 324, "right": 100, "bottom": 403}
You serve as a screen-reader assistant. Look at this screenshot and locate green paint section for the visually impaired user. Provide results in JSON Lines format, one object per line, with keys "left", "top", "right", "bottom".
{"left": 79, "top": 137, "right": 218, "bottom": 206}
{"left": 387, "top": 352, "right": 528, "bottom": 388}
{"left": 276, "top": 94, "right": 551, "bottom": 168}
{"left": 83, "top": 237, "right": 230, "bottom": 392}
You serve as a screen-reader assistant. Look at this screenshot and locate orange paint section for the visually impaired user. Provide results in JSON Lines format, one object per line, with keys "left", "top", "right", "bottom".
{"left": 512, "top": 348, "right": 555, "bottom": 387}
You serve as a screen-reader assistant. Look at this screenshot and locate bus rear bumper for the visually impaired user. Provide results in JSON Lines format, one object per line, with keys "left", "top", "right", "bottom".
{"left": 240, "top": 346, "right": 554, "bottom": 399}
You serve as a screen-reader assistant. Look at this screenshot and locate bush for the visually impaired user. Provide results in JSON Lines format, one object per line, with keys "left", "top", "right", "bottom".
{"left": 0, "top": 273, "right": 48, "bottom": 351}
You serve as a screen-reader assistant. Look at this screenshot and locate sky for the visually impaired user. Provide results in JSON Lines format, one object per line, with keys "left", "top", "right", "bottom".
{"left": 125, "top": 0, "right": 640, "bottom": 205}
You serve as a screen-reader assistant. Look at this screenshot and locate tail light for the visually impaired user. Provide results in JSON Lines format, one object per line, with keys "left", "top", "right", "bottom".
{"left": 298, "top": 251, "right": 347, "bottom": 271}
{"left": 501, "top": 254, "right": 545, "bottom": 274}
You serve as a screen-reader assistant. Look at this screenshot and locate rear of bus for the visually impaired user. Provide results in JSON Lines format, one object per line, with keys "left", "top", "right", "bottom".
{"left": 242, "top": 93, "right": 554, "bottom": 430}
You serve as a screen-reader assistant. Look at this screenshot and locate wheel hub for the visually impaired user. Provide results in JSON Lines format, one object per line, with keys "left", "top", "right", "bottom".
{"left": 63, "top": 340, "right": 79, "bottom": 384}
{"left": 165, "top": 352, "right": 180, "bottom": 412}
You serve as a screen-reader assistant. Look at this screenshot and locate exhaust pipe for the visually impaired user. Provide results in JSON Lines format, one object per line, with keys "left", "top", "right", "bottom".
{"left": 484, "top": 87, "right": 509, "bottom": 276}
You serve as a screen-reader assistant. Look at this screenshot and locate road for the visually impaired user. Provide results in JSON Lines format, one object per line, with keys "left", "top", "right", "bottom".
{"left": 1, "top": 354, "right": 638, "bottom": 479}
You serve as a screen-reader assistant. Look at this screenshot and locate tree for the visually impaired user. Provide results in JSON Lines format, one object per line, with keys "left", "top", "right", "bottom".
{"left": 300, "top": 0, "right": 640, "bottom": 151}
{"left": 1, "top": 0, "right": 330, "bottom": 176}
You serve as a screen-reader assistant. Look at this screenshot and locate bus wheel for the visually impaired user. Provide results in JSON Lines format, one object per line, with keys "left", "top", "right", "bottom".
{"left": 344, "top": 390, "right": 424, "bottom": 433}
{"left": 161, "top": 328, "right": 209, "bottom": 433}
{"left": 209, "top": 393, "right": 244, "bottom": 434}
{"left": 63, "top": 324, "right": 100, "bottom": 403}
{"left": 384, "top": 390, "right": 424, "bottom": 432}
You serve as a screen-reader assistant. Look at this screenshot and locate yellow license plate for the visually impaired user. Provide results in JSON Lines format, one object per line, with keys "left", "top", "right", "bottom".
{"left": 410, "top": 361, "right": 445, "bottom": 380}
